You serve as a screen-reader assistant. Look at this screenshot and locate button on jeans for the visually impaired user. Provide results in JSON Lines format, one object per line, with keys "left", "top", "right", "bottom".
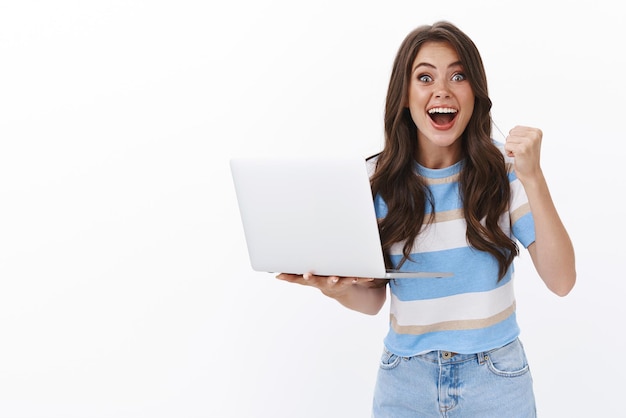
{"left": 372, "top": 338, "right": 536, "bottom": 417}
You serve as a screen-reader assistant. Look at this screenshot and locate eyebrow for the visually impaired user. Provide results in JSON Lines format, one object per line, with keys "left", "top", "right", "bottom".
{"left": 412, "top": 60, "right": 463, "bottom": 73}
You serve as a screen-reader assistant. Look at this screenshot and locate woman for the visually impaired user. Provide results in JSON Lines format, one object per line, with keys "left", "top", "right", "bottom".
{"left": 278, "top": 21, "right": 575, "bottom": 417}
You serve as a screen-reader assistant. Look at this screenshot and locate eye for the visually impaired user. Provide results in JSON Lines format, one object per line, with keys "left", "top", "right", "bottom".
{"left": 451, "top": 72, "right": 466, "bottom": 82}
{"left": 418, "top": 74, "right": 433, "bottom": 83}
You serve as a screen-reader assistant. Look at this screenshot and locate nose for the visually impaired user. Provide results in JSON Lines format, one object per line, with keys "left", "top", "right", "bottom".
{"left": 433, "top": 80, "right": 451, "bottom": 99}
{"left": 434, "top": 88, "right": 451, "bottom": 99}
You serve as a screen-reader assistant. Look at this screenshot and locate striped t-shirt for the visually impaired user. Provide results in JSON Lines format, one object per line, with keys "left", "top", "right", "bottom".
{"left": 367, "top": 143, "right": 536, "bottom": 356}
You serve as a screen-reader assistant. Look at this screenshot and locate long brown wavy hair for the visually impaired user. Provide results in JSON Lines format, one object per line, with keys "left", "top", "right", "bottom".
{"left": 370, "top": 21, "right": 518, "bottom": 280}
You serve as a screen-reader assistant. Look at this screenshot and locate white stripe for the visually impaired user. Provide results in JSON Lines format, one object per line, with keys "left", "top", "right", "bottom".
{"left": 510, "top": 178, "right": 528, "bottom": 212}
{"left": 390, "top": 279, "right": 515, "bottom": 326}
{"left": 499, "top": 211, "right": 511, "bottom": 236}
{"left": 389, "top": 218, "right": 468, "bottom": 255}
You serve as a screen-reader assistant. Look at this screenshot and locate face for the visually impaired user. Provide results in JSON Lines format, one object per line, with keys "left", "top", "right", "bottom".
{"left": 407, "top": 41, "right": 474, "bottom": 163}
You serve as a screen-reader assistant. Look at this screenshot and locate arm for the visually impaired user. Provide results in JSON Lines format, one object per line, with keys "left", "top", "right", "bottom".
{"left": 505, "top": 126, "right": 576, "bottom": 296}
{"left": 276, "top": 273, "right": 388, "bottom": 315}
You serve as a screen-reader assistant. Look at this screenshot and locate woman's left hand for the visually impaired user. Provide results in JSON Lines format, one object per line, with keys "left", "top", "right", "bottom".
{"left": 503, "top": 125, "right": 543, "bottom": 183}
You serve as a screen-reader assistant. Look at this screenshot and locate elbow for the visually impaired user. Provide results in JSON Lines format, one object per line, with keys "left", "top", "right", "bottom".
{"left": 363, "top": 305, "right": 385, "bottom": 316}
{"left": 552, "top": 285, "right": 573, "bottom": 297}
{"left": 548, "top": 271, "right": 577, "bottom": 297}
{"left": 359, "top": 299, "right": 387, "bottom": 315}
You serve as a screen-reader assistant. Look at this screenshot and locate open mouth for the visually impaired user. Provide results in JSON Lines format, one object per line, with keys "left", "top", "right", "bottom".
{"left": 428, "top": 107, "right": 457, "bottom": 126}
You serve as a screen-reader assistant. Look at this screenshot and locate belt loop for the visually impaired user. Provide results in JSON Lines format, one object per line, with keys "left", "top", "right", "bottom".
{"left": 478, "top": 352, "right": 486, "bottom": 365}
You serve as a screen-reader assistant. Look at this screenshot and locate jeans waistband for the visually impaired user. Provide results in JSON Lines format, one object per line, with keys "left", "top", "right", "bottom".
{"left": 412, "top": 343, "right": 512, "bottom": 365}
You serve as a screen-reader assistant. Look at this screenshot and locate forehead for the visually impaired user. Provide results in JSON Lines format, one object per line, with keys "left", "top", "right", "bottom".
{"left": 413, "top": 41, "right": 461, "bottom": 67}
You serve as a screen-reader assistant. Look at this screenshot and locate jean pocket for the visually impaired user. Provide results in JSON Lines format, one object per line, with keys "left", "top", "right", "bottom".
{"left": 485, "top": 339, "right": 530, "bottom": 377}
{"left": 379, "top": 347, "right": 402, "bottom": 370}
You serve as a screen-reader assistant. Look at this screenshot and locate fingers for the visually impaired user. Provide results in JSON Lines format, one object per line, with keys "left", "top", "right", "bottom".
{"left": 502, "top": 125, "right": 544, "bottom": 182}
{"left": 304, "top": 273, "right": 342, "bottom": 286}
{"left": 504, "top": 126, "right": 542, "bottom": 155}
{"left": 505, "top": 126, "right": 542, "bottom": 145}
{"left": 276, "top": 273, "right": 373, "bottom": 289}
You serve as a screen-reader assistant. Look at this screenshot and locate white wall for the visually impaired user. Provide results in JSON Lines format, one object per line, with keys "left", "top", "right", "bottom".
{"left": 0, "top": 1, "right": 622, "bottom": 417}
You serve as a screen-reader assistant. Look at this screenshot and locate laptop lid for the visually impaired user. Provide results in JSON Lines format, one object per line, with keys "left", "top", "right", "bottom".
{"left": 229, "top": 156, "right": 452, "bottom": 279}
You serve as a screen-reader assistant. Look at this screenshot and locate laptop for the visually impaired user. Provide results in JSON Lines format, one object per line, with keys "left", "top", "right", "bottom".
{"left": 229, "top": 155, "right": 452, "bottom": 279}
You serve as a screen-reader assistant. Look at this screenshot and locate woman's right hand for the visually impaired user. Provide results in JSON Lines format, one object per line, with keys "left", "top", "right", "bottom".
{"left": 276, "top": 273, "right": 368, "bottom": 297}
{"left": 276, "top": 273, "right": 388, "bottom": 315}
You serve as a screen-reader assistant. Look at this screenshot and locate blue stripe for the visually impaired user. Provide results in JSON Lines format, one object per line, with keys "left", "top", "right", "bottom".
{"left": 374, "top": 195, "right": 388, "bottom": 218}
{"left": 513, "top": 212, "right": 535, "bottom": 248}
{"left": 384, "top": 313, "right": 520, "bottom": 356}
{"left": 429, "top": 182, "right": 462, "bottom": 213}
{"left": 390, "top": 247, "right": 512, "bottom": 300}
{"left": 508, "top": 170, "right": 518, "bottom": 182}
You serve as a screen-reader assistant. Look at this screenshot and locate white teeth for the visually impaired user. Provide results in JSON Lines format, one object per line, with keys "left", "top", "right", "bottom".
{"left": 428, "top": 107, "right": 457, "bottom": 114}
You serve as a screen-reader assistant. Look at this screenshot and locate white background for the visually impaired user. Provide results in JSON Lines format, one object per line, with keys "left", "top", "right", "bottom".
{"left": 1, "top": 1, "right": 623, "bottom": 417}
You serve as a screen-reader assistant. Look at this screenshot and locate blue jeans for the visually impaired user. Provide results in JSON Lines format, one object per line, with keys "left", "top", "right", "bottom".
{"left": 372, "top": 338, "right": 536, "bottom": 417}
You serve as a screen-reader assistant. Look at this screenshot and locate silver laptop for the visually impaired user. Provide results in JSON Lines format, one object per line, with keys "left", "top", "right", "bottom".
{"left": 229, "top": 155, "right": 452, "bottom": 279}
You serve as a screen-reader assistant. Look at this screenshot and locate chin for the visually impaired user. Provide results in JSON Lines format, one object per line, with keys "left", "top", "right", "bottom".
{"left": 429, "top": 132, "right": 462, "bottom": 147}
